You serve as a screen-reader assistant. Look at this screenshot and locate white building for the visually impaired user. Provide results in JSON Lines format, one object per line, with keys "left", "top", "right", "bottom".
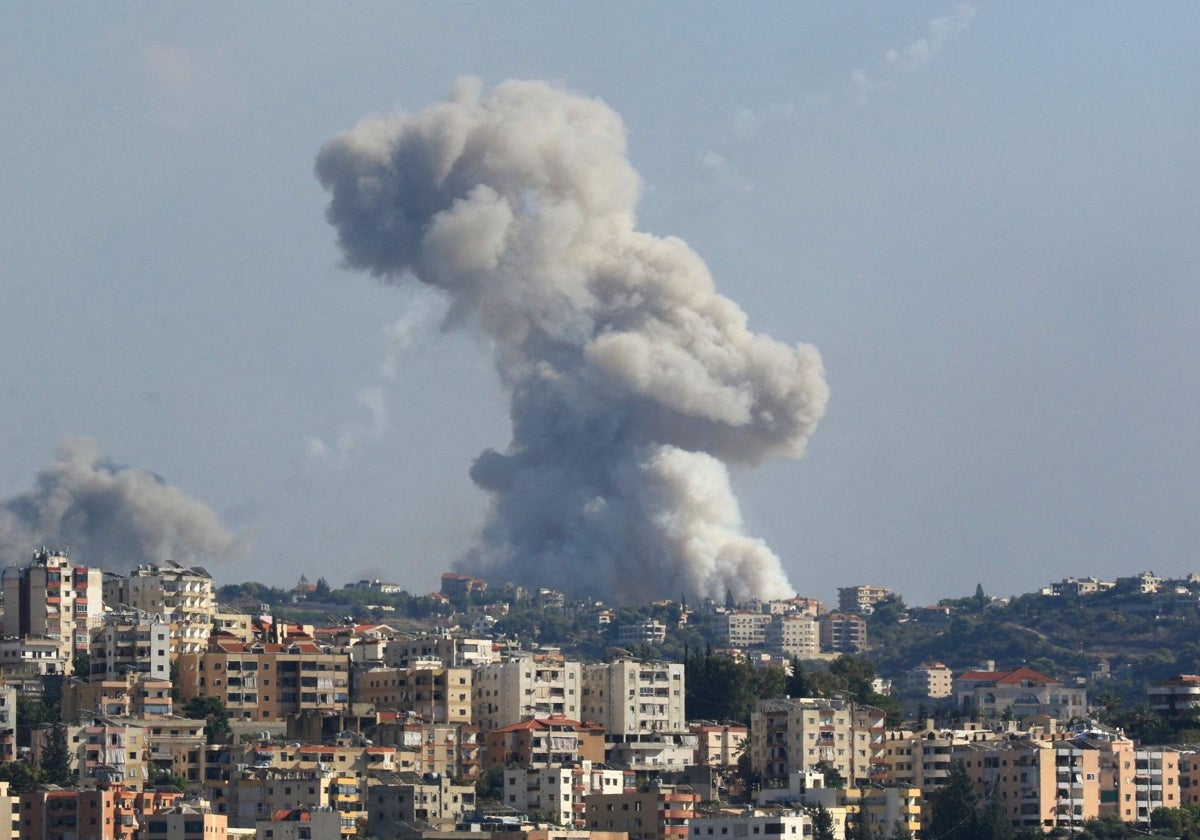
{"left": 765, "top": 615, "right": 819, "bottom": 660}
{"left": 504, "top": 761, "right": 630, "bottom": 827}
{"left": 89, "top": 609, "right": 171, "bottom": 681}
{"left": 726, "top": 611, "right": 772, "bottom": 647}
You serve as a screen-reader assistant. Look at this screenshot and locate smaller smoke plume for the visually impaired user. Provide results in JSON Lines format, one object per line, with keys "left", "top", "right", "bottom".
{"left": 0, "top": 438, "right": 235, "bottom": 572}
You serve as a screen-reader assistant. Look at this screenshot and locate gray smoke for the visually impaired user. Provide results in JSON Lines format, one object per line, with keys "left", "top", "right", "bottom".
{"left": 0, "top": 438, "right": 236, "bottom": 572}
{"left": 316, "top": 79, "right": 829, "bottom": 603}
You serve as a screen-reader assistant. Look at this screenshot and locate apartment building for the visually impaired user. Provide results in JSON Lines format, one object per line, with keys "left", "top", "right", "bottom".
{"left": 175, "top": 637, "right": 351, "bottom": 721}
{"left": 384, "top": 633, "right": 496, "bottom": 669}
{"left": 17, "top": 785, "right": 183, "bottom": 840}
{"left": 689, "top": 723, "right": 747, "bottom": 768}
{"left": 764, "top": 615, "right": 818, "bottom": 660}
{"left": 0, "top": 684, "right": 14, "bottom": 764}
{"left": 484, "top": 715, "right": 606, "bottom": 769}
{"left": 255, "top": 807, "right": 348, "bottom": 840}
{"left": 367, "top": 773, "right": 477, "bottom": 833}
{"left": 503, "top": 761, "right": 631, "bottom": 827}
{"left": 880, "top": 723, "right": 1002, "bottom": 795}
{"left": 2, "top": 547, "right": 104, "bottom": 664}
{"left": 688, "top": 810, "right": 811, "bottom": 840}
{"left": 750, "top": 698, "right": 886, "bottom": 787}
{"left": 473, "top": 654, "right": 582, "bottom": 733}
{"left": 837, "top": 586, "right": 893, "bottom": 614}
{"left": 1149, "top": 674, "right": 1200, "bottom": 715}
{"left": 103, "top": 563, "right": 217, "bottom": 656}
{"left": 584, "top": 783, "right": 698, "bottom": 840}
{"left": 0, "top": 781, "right": 14, "bottom": 840}
{"left": 89, "top": 610, "right": 171, "bottom": 681}
{"left": 352, "top": 663, "right": 472, "bottom": 723}
{"left": 141, "top": 800, "right": 228, "bottom": 840}
{"left": 582, "top": 659, "right": 685, "bottom": 736}
{"left": 904, "top": 662, "right": 953, "bottom": 699}
{"left": 818, "top": 613, "right": 867, "bottom": 654}
{"left": 957, "top": 740, "right": 1101, "bottom": 832}
{"left": 725, "top": 611, "right": 771, "bottom": 648}
{"left": 369, "top": 719, "right": 481, "bottom": 781}
{"left": 62, "top": 675, "right": 174, "bottom": 722}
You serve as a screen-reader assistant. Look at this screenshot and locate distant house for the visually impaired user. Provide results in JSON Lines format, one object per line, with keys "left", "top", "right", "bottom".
{"left": 953, "top": 665, "right": 1085, "bottom": 721}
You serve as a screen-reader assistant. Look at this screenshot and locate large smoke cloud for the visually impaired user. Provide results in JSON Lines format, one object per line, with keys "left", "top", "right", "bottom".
{"left": 316, "top": 79, "right": 829, "bottom": 603}
{"left": 0, "top": 438, "right": 235, "bottom": 572}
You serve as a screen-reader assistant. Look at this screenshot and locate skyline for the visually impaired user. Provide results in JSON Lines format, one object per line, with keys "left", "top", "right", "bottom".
{"left": 2, "top": 4, "right": 1198, "bottom": 605}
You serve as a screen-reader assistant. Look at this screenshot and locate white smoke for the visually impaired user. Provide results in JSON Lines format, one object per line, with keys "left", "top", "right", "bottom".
{"left": 0, "top": 438, "right": 236, "bottom": 572}
{"left": 315, "top": 78, "right": 829, "bottom": 603}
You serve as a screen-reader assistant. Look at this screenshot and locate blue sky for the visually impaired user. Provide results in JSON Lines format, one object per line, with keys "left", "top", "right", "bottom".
{"left": 2, "top": 3, "right": 1198, "bottom": 605}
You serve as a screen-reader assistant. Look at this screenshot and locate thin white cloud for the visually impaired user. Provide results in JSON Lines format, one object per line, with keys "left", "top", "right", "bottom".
{"left": 852, "top": 1, "right": 980, "bottom": 101}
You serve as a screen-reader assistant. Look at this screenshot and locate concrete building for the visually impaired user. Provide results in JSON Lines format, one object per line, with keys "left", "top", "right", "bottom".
{"left": 837, "top": 586, "right": 893, "bottom": 615}
{"left": 617, "top": 620, "right": 667, "bottom": 646}
{"left": 103, "top": 564, "right": 217, "bottom": 657}
{"left": 689, "top": 810, "right": 811, "bottom": 840}
{"left": 254, "top": 807, "right": 347, "bottom": 840}
{"left": 17, "top": 783, "right": 182, "bottom": 840}
{"left": 89, "top": 610, "right": 171, "bottom": 681}
{"left": 473, "top": 654, "right": 582, "bottom": 733}
{"left": 141, "top": 799, "right": 228, "bottom": 840}
{"left": 0, "top": 781, "right": 14, "bottom": 840}
{"left": 503, "top": 762, "right": 631, "bottom": 827}
{"left": 689, "top": 723, "right": 747, "bottom": 769}
{"left": 725, "top": 611, "right": 771, "bottom": 648}
{"left": 384, "top": 634, "right": 496, "bottom": 670}
{"left": 484, "top": 715, "right": 606, "bottom": 769}
{"left": 750, "top": 698, "right": 887, "bottom": 787}
{"left": 0, "top": 684, "right": 15, "bottom": 764}
{"left": 367, "top": 773, "right": 476, "bottom": 833}
{"left": 0, "top": 635, "right": 68, "bottom": 676}
{"left": 1149, "top": 674, "right": 1200, "bottom": 715}
{"left": 765, "top": 615, "right": 818, "bottom": 660}
{"left": 582, "top": 659, "right": 685, "bottom": 736}
{"left": 352, "top": 663, "right": 472, "bottom": 723}
{"left": 175, "top": 637, "right": 351, "bottom": 722}
{"left": 584, "top": 783, "right": 698, "bottom": 840}
{"left": 818, "top": 613, "right": 867, "bottom": 654}
{"left": 369, "top": 718, "right": 481, "bottom": 782}
{"left": 2, "top": 547, "right": 104, "bottom": 665}
{"left": 953, "top": 665, "right": 1086, "bottom": 722}
{"left": 904, "top": 662, "right": 954, "bottom": 699}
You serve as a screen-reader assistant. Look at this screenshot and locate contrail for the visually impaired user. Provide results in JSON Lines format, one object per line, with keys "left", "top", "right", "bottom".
{"left": 316, "top": 78, "right": 829, "bottom": 603}
{"left": 0, "top": 437, "right": 236, "bottom": 572}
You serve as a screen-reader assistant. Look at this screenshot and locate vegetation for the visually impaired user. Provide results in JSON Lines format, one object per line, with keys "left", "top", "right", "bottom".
{"left": 182, "top": 695, "right": 232, "bottom": 744}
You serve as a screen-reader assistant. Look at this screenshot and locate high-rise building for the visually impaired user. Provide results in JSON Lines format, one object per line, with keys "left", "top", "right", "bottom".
{"left": 581, "top": 659, "right": 685, "bottom": 736}
{"left": 1, "top": 548, "right": 104, "bottom": 667}
{"left": 103, "top": 564, "right": 216, "bottom": 657}
{"left": 473, "top": 653, "right": 582, "bottom": 732}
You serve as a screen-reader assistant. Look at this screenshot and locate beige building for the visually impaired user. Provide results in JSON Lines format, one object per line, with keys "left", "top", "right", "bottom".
{"left": 504, "top": 761, "right": 631, "bottom": 827}
{"left": 89, "top": 610, "right": 171, "bottom": 681}
{"left": 818, "top": 613, "right": 867, "bottom": 654}
{"left": 366, "top": 773, "right": 477, "bottom": 832}
{"left": 141, "top": 800, "right": 228, "bottom": 840}
{"left": 175, "top": 637, "right": 351, "bottom": 722}
{"left": 2, "top": 547, "right": 104, "bottom": 665}
{"left": 104, "top": 564, "right": 217, "bottom": 656}
{"left": 484, "top": 715, "right": 607, "bottom": 769}
{"left": 725, "top": 611, "right": 772, "bottom": 648}
{"left": 765, "top": 615, "right": 819, "bottom": 660}
{"left": 352, "top": 663, "right": 472, "bottom": 723}
{"left": 837, "top": 585, "right": 893, "bottom": 614}
{"left": 954, "top": 665, "right": 1086, "bottom": 722}
{"left": 750, "top": 698, "right": 887, "bottom": 787}
{"left": 582, "top": 659, "right": 685, "bottom": 736}
{"left": 384, "top": 633, "right": 496, "bottom": 669}
{"left": 473, "top": 653, "right": 582, "bottom": 733}
{"left": 369, "top": 718, "right": 481, "bottom": 781}
{"left": 689, "top": 723, "right": 747, "bottom": 768}
{"left": 904, "top": 662, "right": 954, "bottom": 699}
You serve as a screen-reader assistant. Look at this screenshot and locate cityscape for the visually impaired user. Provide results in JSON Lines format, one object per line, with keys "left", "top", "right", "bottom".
{"left": 0, "top": 547, "right": 1198, "bottom": 838}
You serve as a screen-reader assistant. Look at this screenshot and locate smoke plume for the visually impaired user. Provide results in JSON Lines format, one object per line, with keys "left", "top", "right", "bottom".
{"left": 316, "top": 79, "right": 829, "bottom": 603}
{"left": 0, "top": 438, "right": 236, "bottom": 572}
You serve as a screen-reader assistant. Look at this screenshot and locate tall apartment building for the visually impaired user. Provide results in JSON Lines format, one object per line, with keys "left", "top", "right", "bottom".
{"left": 725, "top": 611, "right": 772, "bottom": 648}
{"left": 2, "top": 548, "right": 104, "bottom": 665}
{"left": 89, "top": 609, "right": 171, "bottom": 681}
{"left": 750, "top": 698, "right": 887, "bottom": 787}
{"left": 837, "top": 585, "right": 893, "bottom": 614}
{"left": 819, "top": 613, "right": 867, "bottom": 653}
{"left": 175, "top": 637, "right": 351, "bottom": 721}
{"left": 103, "top": 564, "right": 217, "bottom": 656}
{"left": 473, "top": 654, "right": 582, "bottom": 733}
{"left": 581, "top": 659, "right": 685, "bottom": 736}
{"left": 957, "top": 741, "right": 1102, "bottom": 833}
{"left": 765, "top": 615, "right": 818, "bottom": 660}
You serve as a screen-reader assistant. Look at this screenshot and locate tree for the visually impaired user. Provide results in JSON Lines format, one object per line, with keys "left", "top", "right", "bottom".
{"left": 811, "top": 804, "right": 835, "bottom": 840}
{"left": 846, "top": 810, "right": 877, "bottom": 840}
{"left": 314, "top": 577, "right": 331, "bottom": 598}
{"left": 926, "top": 761, "right": 979, "bottom": 840}
{"left": 183, "top": 696, "right": 231, "bottom": 744}
{"left": 0, "top": 761, "right": 41, "bottom": 795}
{"left": 72, "top": 651, "right": 91, "bottom": 680}
{"left": 40, "top": 723, "right": 77, "bottom": 787}
{"left": 888, "top": 820, "right": 913, "bottom": 840}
